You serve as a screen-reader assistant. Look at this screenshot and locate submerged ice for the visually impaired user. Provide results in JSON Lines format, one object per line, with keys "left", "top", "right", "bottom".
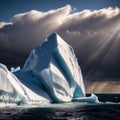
{"left": 0, "top": 33, "right": 98, "bottom": 105}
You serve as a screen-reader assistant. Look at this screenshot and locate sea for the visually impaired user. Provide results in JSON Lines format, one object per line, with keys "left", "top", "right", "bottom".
{"left": 0, "top": 94, "right": 120, "bottom": 120}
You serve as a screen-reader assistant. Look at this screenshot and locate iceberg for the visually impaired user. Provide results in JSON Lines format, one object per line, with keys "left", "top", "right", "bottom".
{"left": 0, "top": 33, "right": 98, "bottom": 105}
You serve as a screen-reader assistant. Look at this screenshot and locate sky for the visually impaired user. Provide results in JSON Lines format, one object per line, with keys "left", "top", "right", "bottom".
{"left": 0, "top": 0, "right": 120, "bottom": 78}
{"left": 0, "top": 0, "right": 120, "bottom": 21}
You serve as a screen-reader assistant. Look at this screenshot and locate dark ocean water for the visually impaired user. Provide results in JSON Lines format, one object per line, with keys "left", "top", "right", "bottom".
{"left": 0, "top": 94, "right": 120, "bottom": 120}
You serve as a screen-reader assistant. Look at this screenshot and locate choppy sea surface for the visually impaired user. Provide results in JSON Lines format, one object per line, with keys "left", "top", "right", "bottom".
{"left": 0, "top": 94, "right": 120, "bottom": 120}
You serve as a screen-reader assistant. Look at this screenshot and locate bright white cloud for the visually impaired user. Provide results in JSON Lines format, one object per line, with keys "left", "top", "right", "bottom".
{"left": 0, "top": 5, "right": 120, "bottom": 67}
{"left": 0, "top": 22, "right": 13, "bottom": 28}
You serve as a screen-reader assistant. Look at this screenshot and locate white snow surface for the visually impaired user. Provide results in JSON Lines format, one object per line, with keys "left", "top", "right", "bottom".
{"left": 0, "top": 33, "right": 98, "bottom": 105}
{"left": 0, "top": 63, "right": 28, "bottom": 104}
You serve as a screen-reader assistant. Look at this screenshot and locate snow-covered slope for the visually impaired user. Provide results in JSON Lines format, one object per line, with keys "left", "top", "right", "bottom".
{"left": 0, "top": 33, "right": 87, "bottom": 105}
{"left": 0, "top": 63, "right": 28, "bottom": 104}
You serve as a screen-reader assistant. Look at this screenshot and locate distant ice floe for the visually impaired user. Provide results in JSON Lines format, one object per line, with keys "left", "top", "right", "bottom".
{"left": 72, "top": 94, "right": 99, "bottom": 103}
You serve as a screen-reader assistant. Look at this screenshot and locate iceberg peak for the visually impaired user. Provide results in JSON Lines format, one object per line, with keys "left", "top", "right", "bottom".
{"left": 23, "top": 32, "right": 70, "bottom": 72}
{"left": 45, "top": 32, "right": 63, "bottom": 43}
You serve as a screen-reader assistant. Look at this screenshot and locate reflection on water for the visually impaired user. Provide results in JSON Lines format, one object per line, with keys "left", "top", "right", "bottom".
{"left": 0, "top": 103, "right": 120, "bottom": 120}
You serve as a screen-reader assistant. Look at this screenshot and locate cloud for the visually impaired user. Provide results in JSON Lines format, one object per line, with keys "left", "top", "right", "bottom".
{"left": 0, "top": 5, "right": 71, "bottom": 54}
{"left": 57, "top": 7, "right": 120, "bottom": 66}
{"left": 0, "top": 5, "right": 120, "bottom": 72}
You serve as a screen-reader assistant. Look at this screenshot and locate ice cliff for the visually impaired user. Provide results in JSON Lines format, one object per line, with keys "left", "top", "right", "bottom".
{"left": 0, "top": 33, "right": 88, "bottom": 105}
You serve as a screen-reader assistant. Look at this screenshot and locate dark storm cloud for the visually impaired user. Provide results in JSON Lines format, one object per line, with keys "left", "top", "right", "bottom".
{"left": 0, "top": 5, "right": 71, "bottom": 54}
{"left": 57, "top": 7, "right": 120, "bottom": 66}
{"left": 0, "top": 5, "right": 120, "bottom": 72}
